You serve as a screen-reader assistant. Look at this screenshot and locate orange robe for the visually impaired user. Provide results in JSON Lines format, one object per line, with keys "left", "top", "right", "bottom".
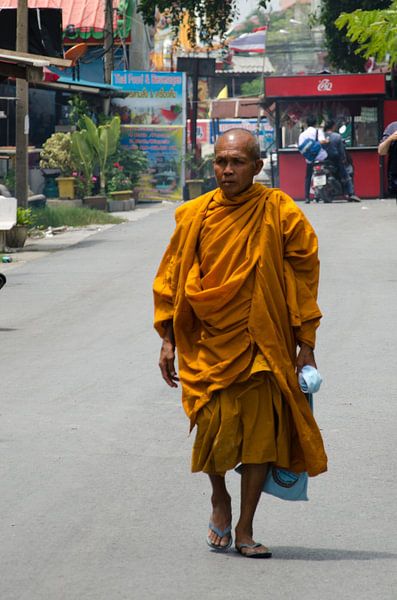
{"left": 153, "top": 183, "right": 327, "bottom": 477}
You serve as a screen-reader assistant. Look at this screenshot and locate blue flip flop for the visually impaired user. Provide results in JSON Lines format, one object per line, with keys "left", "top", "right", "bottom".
{"left": 235, "top": 542, "right": 272, "bottom": 559}
{"left": 206, "top": 522, "right": 233, "bottom": 552}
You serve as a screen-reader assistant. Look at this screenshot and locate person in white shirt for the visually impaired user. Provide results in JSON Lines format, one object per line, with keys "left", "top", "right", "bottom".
{"left": 298, "top": 115, "right": 327, "bottom": 203}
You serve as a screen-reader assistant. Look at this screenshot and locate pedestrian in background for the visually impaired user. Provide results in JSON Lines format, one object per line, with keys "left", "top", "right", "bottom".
{"left": 298, "top": 115, "right": 327, "bottom": 204}
{"left": 153, "top": 129, "right": 327, "bottom": 559}
{"left": 323, "top": 119, "right": 360, "bottom": 203}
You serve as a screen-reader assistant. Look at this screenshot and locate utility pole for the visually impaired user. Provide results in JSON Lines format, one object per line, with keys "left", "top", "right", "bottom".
{"left": 15, "top": 0, "right": 29, "bottom": 208}
{"left": 190, "top": 58, "right": 199, "bottom": 154}
{"left": 103, "top": 0, "right": 114, "bottom": 115}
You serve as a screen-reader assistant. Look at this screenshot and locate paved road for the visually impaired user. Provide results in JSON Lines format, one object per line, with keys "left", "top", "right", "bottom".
{"left": 1, "top": 199, "right": 396, "bottom": 600}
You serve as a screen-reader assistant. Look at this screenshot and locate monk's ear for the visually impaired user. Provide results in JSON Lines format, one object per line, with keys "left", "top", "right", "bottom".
{"left": 254, "top": 159, "right": 264, "bottom": 175}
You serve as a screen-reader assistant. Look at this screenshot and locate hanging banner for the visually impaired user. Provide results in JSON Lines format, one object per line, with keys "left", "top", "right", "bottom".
{"left": 120, "top": 125, "right": 184, "bottom": 202}
{"left": 111, "top": 70, "right": 186, "bottom": 201}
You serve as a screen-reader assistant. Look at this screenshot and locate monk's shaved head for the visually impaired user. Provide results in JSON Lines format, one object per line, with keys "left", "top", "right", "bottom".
{"left": 213, "top": 127, "right": 263, "bottom": 199}
{"left": 215, "top": 128, "right": 261, "bottom": 161}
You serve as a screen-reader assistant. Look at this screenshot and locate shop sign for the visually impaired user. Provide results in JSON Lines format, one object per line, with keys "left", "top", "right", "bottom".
{"left": 112, "top": 71, "right": 184, "bottom": 99}
{"left": 317, "top": 78, "right": 333, "bottom": 92}
{"left": 111, "top": 70, "right": 186, "bottom": 126}
{"left": 265, "top": 74, "right": 385, "bottom": 98}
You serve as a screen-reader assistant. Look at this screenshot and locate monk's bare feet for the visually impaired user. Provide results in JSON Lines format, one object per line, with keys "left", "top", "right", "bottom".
{"left": 207, "top": 492, "right": 232, "bottom": 549}
{"left": 235, "top": 529, "right": 272, "bottom": 558}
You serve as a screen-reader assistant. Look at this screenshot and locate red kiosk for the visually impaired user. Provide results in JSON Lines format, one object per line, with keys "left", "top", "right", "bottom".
{"left": 264, "top": 74, "right": 387, "bottom": 200}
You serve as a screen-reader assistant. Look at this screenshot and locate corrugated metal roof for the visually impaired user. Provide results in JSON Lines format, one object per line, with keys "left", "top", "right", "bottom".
{"left": 229, "top": 55, "right": 274, "bottom": 73}
{"left": 0, "top": 0, "right": 117, "bottom": 31}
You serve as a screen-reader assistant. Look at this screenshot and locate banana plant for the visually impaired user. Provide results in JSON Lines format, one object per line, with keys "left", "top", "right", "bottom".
{"left": 82, "top": 115, "right": 121, "bottom": 194}
{"left": 70, "top": 129, "right": 95, "bottom": 196}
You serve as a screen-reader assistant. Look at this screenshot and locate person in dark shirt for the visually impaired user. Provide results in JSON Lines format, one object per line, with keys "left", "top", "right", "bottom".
{"left": 323, "top": 119, "right": 360, "bottom": 202}
{"left": 378, "top": 121, "right": 397, "bottom": 199}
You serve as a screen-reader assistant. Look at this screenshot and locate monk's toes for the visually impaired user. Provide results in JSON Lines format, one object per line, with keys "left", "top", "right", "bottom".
{"left": 207, "top": 523, "right": 233, "bottom": 551}
{"left": 235, "top": 542, "right": 272, "bottom": 559}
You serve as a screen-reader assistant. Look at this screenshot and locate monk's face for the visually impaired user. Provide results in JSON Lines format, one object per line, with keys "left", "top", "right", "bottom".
{"left": 214, "top": 132, "right": 263, "bottom": 199}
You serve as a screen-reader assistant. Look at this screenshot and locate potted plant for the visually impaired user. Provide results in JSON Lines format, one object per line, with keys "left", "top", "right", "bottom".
{"left": 71, "top": 115, "right": 121, "bottom": 210}
{"left": 83, "top": 115, "right": 121, "bottom": 197}
{"left": 106, "top": 162, "right": 133, "bottom": 211}
{"left": 184, "top": 151, "right": 215, "bottom": 200}
{"left": 107, "top": 146, "right": 148, "bottom": 203}
{"left": 6, "top": 207, "right": 33, "bottom": 248}
{"left": 40, "top": 132, "right": 77, "bottom": 199}
{"left": 183, "top": 152, "right": 216, "bottom": 199}
{"left": 70, "top": 127, "right": 99, "bottom": 207}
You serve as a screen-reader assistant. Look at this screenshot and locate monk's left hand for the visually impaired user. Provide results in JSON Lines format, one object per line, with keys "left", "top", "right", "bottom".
{"left": 296, "top": 342, "right": 317, "bottom": 372}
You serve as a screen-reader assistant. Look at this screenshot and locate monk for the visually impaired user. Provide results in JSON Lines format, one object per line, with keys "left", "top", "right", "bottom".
{"left": 153, "top": 129, "right": 327, "bottom": 558}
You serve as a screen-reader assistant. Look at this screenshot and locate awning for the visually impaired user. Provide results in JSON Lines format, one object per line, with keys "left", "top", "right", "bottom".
{"left": 41, "top": 75, "right": 127, "bottom": 95}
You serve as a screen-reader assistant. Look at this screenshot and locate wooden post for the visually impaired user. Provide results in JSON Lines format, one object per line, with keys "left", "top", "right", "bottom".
{"left": 15, "top": 0, "right": 29, "bottom": 208}
{"left": 190, "top": 58, "right": 199, "bottom": 153}
{"left": 0, "top": 230, "right": 5, "bottom": 253}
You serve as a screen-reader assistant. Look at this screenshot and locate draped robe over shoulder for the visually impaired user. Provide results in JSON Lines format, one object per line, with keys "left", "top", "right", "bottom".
{"left": 153, "top": 183, "right": 327, "bottom": 477}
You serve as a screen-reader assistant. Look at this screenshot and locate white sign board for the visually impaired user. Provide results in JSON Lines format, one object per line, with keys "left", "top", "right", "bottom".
{"left": 0, "top": 196, "right": 17, "bottom": 230}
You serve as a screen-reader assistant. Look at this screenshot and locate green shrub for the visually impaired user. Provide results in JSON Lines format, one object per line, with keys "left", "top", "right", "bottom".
{"left": 3, "top": 169, "right": 15, "bottom": 195}
{"left": 17, "top": 207, "right": 34, "bottom": 227}
{"left": 106, "top": 163, "right": 132, "bottom": 192}
{"left": 40, "top": 132, "right": 77, "bottom": 175}
{"left": 32, "top": 206, "right": 124, "bottom": 229}
{"left": 107, "top": 147, "right": 148, "bottom": 187}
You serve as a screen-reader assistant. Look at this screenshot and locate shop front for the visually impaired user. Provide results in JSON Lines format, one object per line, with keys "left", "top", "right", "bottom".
{"left": 264, "top": 74, "right": 386, "bottom": 200}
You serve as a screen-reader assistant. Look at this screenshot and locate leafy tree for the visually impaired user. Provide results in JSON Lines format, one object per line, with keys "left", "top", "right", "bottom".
{"left": 241, "top": 78, "right": 263, "bottom": 96}
{"left": 138, "top": 0, "right": 237, "bottom": 46}
{"left": 335, "top": 0, "right": 397, "bottom": 67}
{"left": 320, "top": 0, "right": 392, "bottom": 72}
{"left": 68, "top": 95, "right": 90, "bottom": 130}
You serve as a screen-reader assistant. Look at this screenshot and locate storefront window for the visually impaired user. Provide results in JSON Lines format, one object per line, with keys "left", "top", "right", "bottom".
{"left": 278, "top": 99, "right": 379, "bottom": 148}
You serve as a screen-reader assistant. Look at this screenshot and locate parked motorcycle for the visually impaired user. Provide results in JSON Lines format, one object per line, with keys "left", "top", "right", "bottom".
{"left": 312, "top": 160, "right": 344, "bottom": 203}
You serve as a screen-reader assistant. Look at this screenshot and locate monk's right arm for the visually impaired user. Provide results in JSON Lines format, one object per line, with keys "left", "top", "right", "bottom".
{"left": 159, "top": 319, "right": 178, "bottom": 388}
{"left": 154, "top": 203, "right": 192, "bottom": 387}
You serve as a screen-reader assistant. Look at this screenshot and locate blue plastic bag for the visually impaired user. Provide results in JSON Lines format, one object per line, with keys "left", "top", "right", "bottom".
{"left": 235, "top": 382, "right": 320, "bottom": 502}
{"left": 261, "top": 393, "right": 312, "bottom": 501}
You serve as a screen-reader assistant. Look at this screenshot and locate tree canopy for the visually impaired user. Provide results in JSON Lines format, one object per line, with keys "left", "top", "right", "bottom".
{"left": 320, "top": 0, "right": 392, "bottom": 72}
{"left": 335, "top": 0, "right": 397, "bottom": 67}
{"left": 138, "top": 0, "right": 237, "bottom": 46}
{"left": 241, "top": 78, "right": 263, "bottom": 96}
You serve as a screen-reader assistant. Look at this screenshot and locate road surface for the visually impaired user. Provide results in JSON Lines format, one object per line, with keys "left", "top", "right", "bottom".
{"left": 1, "top": 199, "right": 396, "bottom": 599}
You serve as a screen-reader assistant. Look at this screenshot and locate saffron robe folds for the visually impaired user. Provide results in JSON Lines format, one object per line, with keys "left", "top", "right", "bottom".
{"left": 153, "top": 183, "right": 327, "bottom": 476}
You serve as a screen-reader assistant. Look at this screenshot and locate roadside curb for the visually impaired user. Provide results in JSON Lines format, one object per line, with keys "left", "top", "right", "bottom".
{"left": 1, "top": 202, "right": 171, "bottom": 272}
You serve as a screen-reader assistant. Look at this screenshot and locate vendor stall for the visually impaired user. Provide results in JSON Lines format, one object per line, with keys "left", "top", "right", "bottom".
{"left": 264, "top": 74, "right": 386, "bottom": 200}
